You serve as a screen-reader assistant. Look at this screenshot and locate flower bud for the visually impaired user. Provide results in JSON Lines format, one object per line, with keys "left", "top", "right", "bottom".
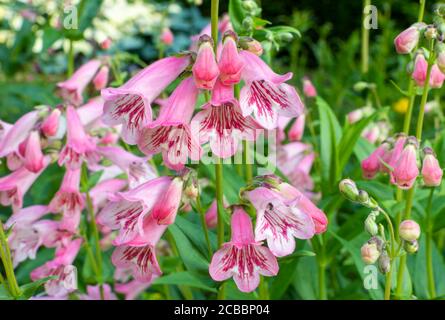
{"left": 192, "top": 35, "right": 219, "bottom": 90}
{"left": 339, "top": 179, "right": 360, "bottom": 202}
{"left": 41, "top": 108, "right": 61, "bottom": 137}
{"left": 239, "top": 36, "right": 263, "bottom": 56}
{"left": 242, "top": 17, "right": 254, "bottom": 32}
{"left": 302, "top": 77, "right": 317, "bottom": 98}
{"left": 353, "top": 81, "right": 370, "bottom": 91}
{"left": 412, "top": 52, "right": 428, "bottom": 86}
{"left": 242, "top": 0, "right": 258, "bottom": 12}
{"left": 160, "top": 27, "right": 174, "bottom": 46}
{"left": 421, "top": 148, "right": 443, "bottom": 187}
{"left": 436, "top": 50, "right": 445, "bottom": 74}
{"left": 429, "top": 64, "right": 445, "bottom": 89}
{"left": 392, "top": 143, "right": 419, "bottom": 189}
{"left": 394, "top": 26, "right": 420, "bottom": 54}
{"left": 365, "top": 213, "right": 379, "bottom": 236}
{"left": 399, "top": 220, "right": 421, "bottom": 241}
{"left": 361, "top": 242, "right": 380, "bottom": 264}
{"left": 100, "top": 38, "right": 112, "bottom": 50}
{"left": 93, "top": 65, "right": 109, "bottom": 91}
{"left": 378, "top": 252, "right": 391, "bottom": 274}
{"left": 218, "top": 31, "right": 244, "bottom": 85}
{"left": 23, "top": 131, "right": 44, "bottom": 173}
{"left": 404, "top": 240, "right": 419, "bottom": 254}
{"left": 424, "top": 26, "right": 438, "bottom": 40}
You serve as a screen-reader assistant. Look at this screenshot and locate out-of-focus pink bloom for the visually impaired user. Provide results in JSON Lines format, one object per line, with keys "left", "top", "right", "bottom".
{"left": 239, "top": 50, "right": 304, "bottom": 129}
{"left": 205, "top": 200, "right": 218, "bottom": 228}
{"left": 77, "top": 96, "right": 105, "bottom": 128}
{"left": 93, "top": 65, "right": 110, "bottom": 91}
{"left": 392, "top": 143, "right": 419, "bottom": 189}
{"left": 102, "top": 55, "right": 190, "bottom": 144}
{"left": 276, "top": 116, "right": 292, "bottom": 143}
{"left": 192, "top": 80, "right": 262, "bottom": 158}
{"left": 0, "top": 157, "right": 49, "bottom": 211}
{"left": 90, "top": 179, "right": 127, "bottom": 211}
{"left": 421, "top": 149, "right": 442, "bottom": 187}
{"left": 247, "top": 187, "right": 315, "bottom": 257}
{"left": 302, "top": 78, "right": 317, "bottom": 97}
{"left": 151, "top": 177, "right": 183, "bottom": 225}
{"left": 425, "top": 100, "right": 439, "bottom": 114}
{"left": 79, "top": 284, "right": 117, "bottom": 300}
{"left": 412, "top": 53, "right": 428, "bottom": 86}
{"left": 288, "top": 114, "right": 305, "bottom": 141}
{"left": 97, "top": 176, "right": 171, "bottom": 245}
{"left": 0, "top": 111, "right": 39, "bottom": 158}
{"left": 429, "top": 64, "right": 445, "bottom": 88}
{"left": 6, "top": 153, "right": 23, "bottom": 171}
{"left": 115, "top": 279, "right": 153, "bottom": 300}
{"left": 192, "top": 35, "right": 220, "bottom": 90}
{"left": 41, "top": 109, "right": 61, "bottom": 138}
{"left": 137, "top": 77, "right": 201, "bottom": 171}
{"left": 100, "top": 38, "right": 112, "bottom": 50}
{"left": 394, "top": 25, "right": 420, "bottom": 54}
{"left": 58, "top": 106, "right": 98, "bottom": 169}
{"left": 57, "top": 60, "right": 101, "bottom": 106}
{"left": 98, "top": 145, "right": 156, "bottom": 188}
{"left": 218, "top": 31, "right": 244, "bottom": 85}
{"left": 100, "top": 131, "right": 119, "bottom": 145}
{"left": 160, "top": 28, "right": 174, "bottom": 46}
{"left": 385, "top": 135, "right": 407, "bottom": 175}
{"left": 362, "top": 125, "right": 380, "bottom": 144}
{"left": 209, "top": 207, "right": 278, "bottom": 292}
{"left": 362, "top": 141, "right": 391, "bottom": 179}
{"left": 23, "top": 131, "right": 44, "bottom": 173}
{"left": 347, "top": 106, "right": 373, "bottom": 124}
{"left": 49, "top": 168, "right": 84, "bottom": 232}
{"left": 241, "top": 37, "right": 263, "bottom": 56}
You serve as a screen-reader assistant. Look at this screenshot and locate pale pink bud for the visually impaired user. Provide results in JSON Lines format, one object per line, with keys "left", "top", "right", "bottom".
{"left": 437, "top": 51, "right": 445, "bottom": 74}
{"left": 394, "top": 26, "right": 420, "bottom": 54}
{"left": 192, "top": 35, "right": 219, "bottom": 89}
{"left": 151, "top": 178, "right": 184, "bottom": 225}
{"left": 93, "top": 66, "right": 109, "bottom": 91}
{"left": 41, "top": 109, "right": 61, "bottom": 137}
{"left": 100, "top": 38, "right": 112, "bottom": 50}
{"left": 205, "top": 200, "right": 218, "bottom": 229}
{"left": 361, "top": 242, "right": 380, "bottom": 264}
{"left": 218, "top": 31, "right": 244, "bottom": 85}
{"left": 302, "top": 78, "right": 317, "bottom": 97}
{"left": 399, "top": 220, "right": 421, "bottom": 241}
{"left": 393, "top": 143, "right": 419, "bottom": 189}
{"left": 429, "top": 64, "right": 445, "bottom": 89}
{"left": 243, "top": 38, "right": 263, "bottom": 56}
{"left": 288, "top": 114, "right": 305, "bottom": 141}
{"left": 412, "top": 53, "right": 428, "bottom": 86}
{"left": 160, "top": 28, "right": 174, "bottom": 46}
{"left": 421, "top": 150, "right": 442, "bottom": 187}
{"left": 24, "top": 131, "right": 44, "bottom": 173}
{"left": 362, "top": 141, "right": 390, "bottom": 179}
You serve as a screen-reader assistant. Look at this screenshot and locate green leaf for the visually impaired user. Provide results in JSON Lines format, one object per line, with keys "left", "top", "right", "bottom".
{"left": 175, "top": 215, "right": 216, "bottom": 257}
{"left": 228, "top": 0, "right": 246, "bottom": 34}
{"left": 153, "top": 271, "right": 217, "bottom": 293}
{"left": 267, "top": 26, "right": 301, "bottom": 38}
{"left": 19, "top": 276, "right": 57, "bottom": 300}
{"left": 0, "top": 284, "right": 13, "bottom": 300}
{"left": 279, "top": 250, "right": 316, "bottom": 263}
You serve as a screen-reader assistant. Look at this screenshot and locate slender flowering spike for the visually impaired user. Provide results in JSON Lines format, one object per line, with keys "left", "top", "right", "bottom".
{"left": 209, "top": 207, "right": 279, "bottom": 292}
{"left": 429, "top": 64, "right": 445, "bottom": 89}
{"left": 392, "top": 142, "right": 419, "bottom": 189}
{"left": 0, "top": 157, "right": 49, "bottom": 210}
{"left": 151, "top": 177, "right": 184, "bottom": 225}
{"left": 41, "top": 109, "right": 61, "bottom": 137}
{"left": 102, "top": 55, "right": 190, "bottom": 144}
{"left": 0, "top": 110, "right": 39, "bottom": 158}
{"left": 137, "top": 77, "right": 202, "bottom": 171}
{"left": 192, "top": 35, "right": 220, "bottom": 89}
{"left": 218, "top": 31, "right": 244, "bottom": 85}
{"left": 421, "top": 149, "right": 443, "bottom": 186}
{"left": 412, "top": 53, "right": 428, "bottom": 86}
{"left": 288, "top": 114, "right": 305, "bottom": 141}
{"left": 192, "top": 80, "right": 262, "bottom": 158}
{"left": 399, "top": 220, "right": 421, "bottom": 241}
{"left": 98, "top": 146, "right": 156, "bottom": 188}
{"left": 57, "top": 59, "right": 101, "bottom": 106}
{"left": 302, "top": 77, "right": 317, "bottom": 98}
{"left": 361, "top": 141, "right": 391, "bottom": 179}
{"left": 23, "top": 131, "right": 44, "bottom": 173}
{"left": 239, "top": 50, "right": 304, "bottom": 129}
{"left": 58, "top": 106, "right": 98, "bottom": 169}
{"left": 93, "top": 65, "right": 110, "bottom": 91}
{"left": 97, "top": 176, "right": 171, "bottom": 245}
{"left": 160, "top": 27, "right": 174, "bottom": 46}
{"left": 247, "top": 187, "right": 315, "bottom": 257}
{"left": 394, "top": 25, "right": 420, "bottom": 54}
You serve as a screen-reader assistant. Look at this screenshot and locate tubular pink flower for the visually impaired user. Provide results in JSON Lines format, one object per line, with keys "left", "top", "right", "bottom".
{"left": 160, "top": 27, "right": 174, "bottom": 46}
{"left": 421, "top": 152, "right": 443, "bottom": 187}
{"left": 392, "top": 144, "right": 419, "bottom": 189}
{"left": 218, "top": 32, "right": 244, "bottom": 85}
{"left": 192, "top": 80, "right": 262, "bottom": 158}
{"left": 412, "top": 53, "right": 428, "bottom": 86}
{"left": 209, "top": 207, "right": 279, "bottom": 292}
{"left": 394, "top": 26, "right": 420, "bottom": 54}
{"left": 361, "top": 141, "right": 391, "bottom": 179}
{"left": 429, "top": 64, "right": 445, "bottom": 89}
{"left": 97, "top": 176, "right": 171, "bottom": 245}
{"left": 385, "top": 135, "right": 406, "bottom": 175}
{"left": 247, "top": 187, "right": 315, "bottom": 257}
{"left": 41, "top": 109, "right": 61, "bottom": 138}
{"left": 302, "top": 78, "right": 317, "bottom": 97}
{"left": 239, "top": 50, "right": 304, "bottom": 129}
{"left": 23, "top": 131, "right": 44, "bottom": 173}
{"left": 102, "top": 55, "right": 190, "bottom": 144}
{"left": 151, "top": 177, "right": 183, "bottom": 225}
{"left": 192, "top": 35, "right": 220, "bottom": 90}
{"left": 77, "top": 96, "right": 106, "bottom": 127}
{"left": 288, "top": 114, "right": 305, "bottom": 141}
{"left": 58, "top": 106, "right": 98, "bottom": 169}
{"left": 93, "top": 65, "right": 110, "bottom": 91}
{"left": 137, "top": 77, "right": 202, "bottom": 171}
{"left": 6, "top": 152, "right": 23, "bottom": 171}
{"left": 57, "top": 59, "right": 101, "bottom": 106}
{"left": 98, "top": 145, "right": 156, "bottom": 188}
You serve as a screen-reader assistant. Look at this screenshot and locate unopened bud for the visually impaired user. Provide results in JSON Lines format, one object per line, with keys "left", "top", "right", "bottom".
{"left": 399, "top": 220, "right": 421, "bottom": 241}
{"left": 353, "top": 81, "right": 370, "bottom": 92}
{"left": 242, "top": 17, "right": 254, "bottom": 32}
{"left": 404, "top": 240, "right": 419, "bottom": 254}
{"left": 279, "top": 32, "right": 293, "bottom": 42}
{"left": 361, "top": 242, "right": 380, "bottom": 264}
{"left": 437, "top": 51, "right": 445, "bottom": 73}
{"left": 365, "top": 213, "right": 379, "bottom": 236}
{"left": 369, "top": 236, "right": 385, "bottom": 252}
{"left": 425, "top": 26, "right": 438, "bottom": 40}
{"left": 378, "top": 252, "right": 391, "bottom": 274}
{"left": 239, "top": 36, "right": 263, "bottom": 56}
{"left": 242, "top": 0, "right": 258, "bottom": 12}
{"left": 339, "top": 179, "right": 360, "bottom": 202}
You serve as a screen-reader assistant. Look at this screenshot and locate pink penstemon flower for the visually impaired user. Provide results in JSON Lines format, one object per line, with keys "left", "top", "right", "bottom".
{"left": 421, "top": 148, "right": 443, "bottom": 187}
{"left": 288, "top": 114, "right": 305, "bottom": 141}
{"left": 93, "top": 65, "right": 110, "bottom": 91}
{"left": 58, "top": 106, "right": 99, "bottom": 169}
{"left": 361, "top": 140, "right": 392, "bottom": 179}
{"left": 412, "top": 53, "right": 428, "bottom": 86}
{"left": 209, "top": 207, "right": 279, "bottom": 292}
{"left": 218, "top": 31, "right": 244, "bottom": 85}
{"left": 97, "top": 176, "right": 171, "bottom": 245}
{"left": 394, "top": 24, "right": 423, "bottom": 54}
{"left": 57, "top": 59, "right": 101, "bottom": 106}
{"left": 151, "top": 177, "right": 184, "bottom": 225}
{"left": 302, "top": 77, "right": 317, "bottom": 98}
{"left": 23, "top": 131, "right": 45, "bottom": 173}
{"left": 89, "top": 178, "right": 127, "bottom": 211}
{"left": 192, "top": 80, "right": 262, "bottom": 158}
{"left": 429, "top": 64, "right": 445, "bottom": 88}
{"left": 160, "top": 27, "right": 174, "bottom": 46}
{"left": 192, "top": 35, "right": 220, "bottom": 89}
{"left": 392, "top": 138, "right": 419, "bottom": 189}
{"left": 239, "top": 50, "right": 304, "bottom": 129}
{"left": 41, "top": 108, "right": 61, "bottom": 138}
{"left": 77, "top": 96, "right": 106, "bottom": 128}
{"left": 137, "top": 77, "right": 202, "bottom": 171}
{"left": 102, "top": 55, "right": 190, "bottom": 144}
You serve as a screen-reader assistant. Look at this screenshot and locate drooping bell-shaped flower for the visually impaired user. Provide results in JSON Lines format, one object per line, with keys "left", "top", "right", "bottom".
{"left": 239, "top": 50, "right": 304, "bottom": 129}
{"left": 41, "top": 109, "right": 61, "bottom": 138}
{"left": 102, "top": 55, "right": 190, "bottom": 144}
{"left": 192, "top": 80, "right": 262, "bottom": 158}
{"left": 247, "top": 187, "right": 315, "bottom": 257}
{"left": 98, "top": 145, "right": 156, "bottom": 188}
{"left": 302, "top": 77, "right": 317, "bottom": 98}
{"left": 23, "top": 131, "right": 44, "bottom": 173}
{"left": 137, "top": 77, "right": 202, "bottom": 171}
{"left": 412, "top": 53, "right": 428, "bottom": 86}
{"left": 58, "top": 106, "right": 99, "bottom": 169}
{"left": 151, "top": 177, "right": 183, "bottom": 225}
{"left": 209, "top": 207, "right": 279, "bottom": 292}
{"left": 361, "top": 140, "right": 391, "bottom": 179}
{"left": 97, "top": 176, "right": 171, "bottom": 245}
{"left": 385, "top": 135, "right": 406, "bottom": 175}
{"left": 429, "top": 64, "right": 445, "bottom": 89}
{"left": 394, "top": 25, "right": 421, "bottom": 54}
{"left": 57, "top": 59, "right": 101, "bottom": 106}
{"left": 218, "top": 31, "right": 244, "bottom": 85}
{"left": 192, "top": 35, "right": 220, "bottom": 90}
{"left": 421, "top": 148, "right": 443, "bottom": 187}
{"left": 288, "top": 114, "right": 305, "bottom": 141}
{"left": 392, "top": 141, "right": 419, "bottom": 189}
{"left": 93, "top": 65, "right": 109, "bottom": 91}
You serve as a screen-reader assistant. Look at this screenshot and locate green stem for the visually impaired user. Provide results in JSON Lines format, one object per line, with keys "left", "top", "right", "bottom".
{"left": 384, "top": 268, "right": 393, "bottom": 300}
{"left": 361, "top": 0, "right": 371, "bottom": 75}
{"left": 377, "top": 207, "right": 396, "bottom": 300}
{"left": 425, "top": 188, "right": 436, "bottom": 299}
{"left": 67, "top": 39, "right": 74, "bottom": 77}
{"left": 195, "top": 195, "right": 213, "bottom": 259}
{"left": 211, "top": 0, "right": 219, "bottom": 53}
{"left": 418, "top": 0, "right": 426, "bottom": 22}
{"left": 0, "top": 221, "right": 21, "bottom": 298}
{"left": 243, "top": 140, "right": 253, "bottom": 184}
